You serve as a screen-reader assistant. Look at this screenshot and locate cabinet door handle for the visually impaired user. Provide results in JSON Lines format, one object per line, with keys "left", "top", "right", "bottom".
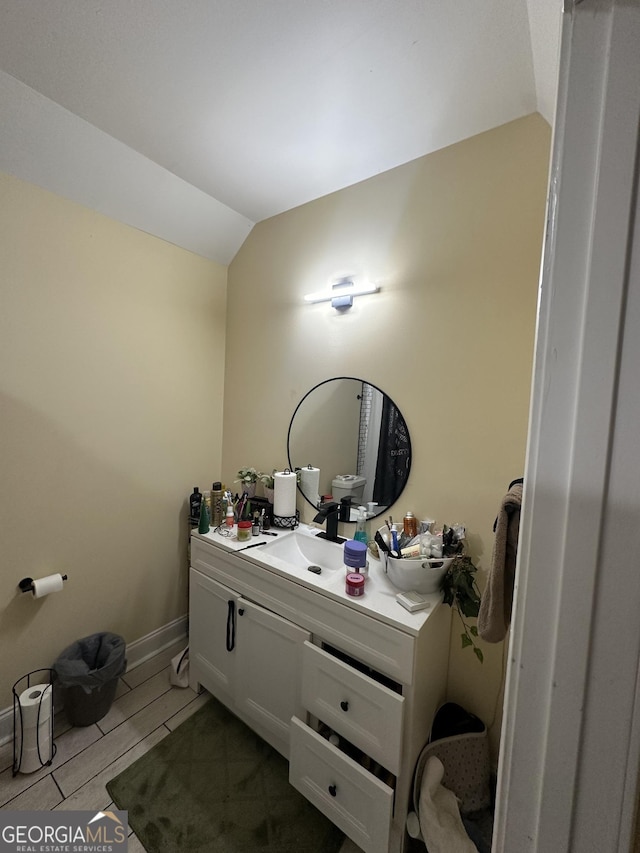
{"left": 328, "top": 784, "right": 337, "bottom": 797}
{"left": 340, "top": 700, "right": 349, "bottom": 712}
{"left": 226, "top": 600, "right": 236, "bottom": 652}
{"left": 238, "top": 607, "right": 245, "bottom": 616}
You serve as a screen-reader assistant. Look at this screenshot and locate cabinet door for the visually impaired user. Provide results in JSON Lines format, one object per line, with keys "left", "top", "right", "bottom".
{"left": 189, "top": 568, "right": 240, "bottom": 702}
{"left": 235, "top": 598, "right": 311, "bottom": 752}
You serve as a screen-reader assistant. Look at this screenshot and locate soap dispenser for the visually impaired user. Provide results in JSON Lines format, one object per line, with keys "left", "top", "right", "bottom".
{"left": 354, "top": 506, "right": 369, "bottom": 544}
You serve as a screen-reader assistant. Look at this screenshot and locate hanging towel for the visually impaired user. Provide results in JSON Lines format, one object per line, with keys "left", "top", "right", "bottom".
{"left": 477, "top": 483, "right": 522, "bottom": 643}
{"left": 417, "top": 756, "right": 478, "bottom": 853}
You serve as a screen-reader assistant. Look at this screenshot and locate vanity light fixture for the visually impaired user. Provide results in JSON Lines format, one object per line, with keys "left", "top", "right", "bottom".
{"left": 303, "top": 279, "right": 379, "bottom": 310}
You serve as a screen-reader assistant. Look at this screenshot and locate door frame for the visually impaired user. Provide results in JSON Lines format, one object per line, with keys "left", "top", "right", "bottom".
{"left": 494, "top": 1, "right": 640, "bottom": 850}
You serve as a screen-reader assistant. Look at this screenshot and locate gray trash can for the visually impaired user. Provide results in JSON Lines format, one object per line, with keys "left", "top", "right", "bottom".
{"left": 53, "top": 632, "right": 126, "bottom": 726}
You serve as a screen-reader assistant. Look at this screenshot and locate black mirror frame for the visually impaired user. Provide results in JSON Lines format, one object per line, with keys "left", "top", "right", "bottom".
{"left": 286, "top": 376, "right": 412, "bottom": 522}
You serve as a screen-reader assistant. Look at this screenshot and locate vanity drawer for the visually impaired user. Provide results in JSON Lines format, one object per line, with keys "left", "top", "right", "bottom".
{"left": 301, "top": 642, "right": 404, "bottom": 775}
{"left": 289, "top": 717, "right": 393, "bottom": 853}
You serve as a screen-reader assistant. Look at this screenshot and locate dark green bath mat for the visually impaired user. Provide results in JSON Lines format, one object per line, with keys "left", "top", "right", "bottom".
{"left": 106, "top": 698, "right": 344, "bottom": 853}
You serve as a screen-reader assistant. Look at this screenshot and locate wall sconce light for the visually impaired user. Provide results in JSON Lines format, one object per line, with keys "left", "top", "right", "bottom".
{"left": 303, "top": 279, "right": 380, "bottom": 310}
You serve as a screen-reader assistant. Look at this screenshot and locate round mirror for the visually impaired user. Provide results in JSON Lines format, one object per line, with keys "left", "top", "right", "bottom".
{"left": 287, "top": 377, "right": 411, "bottom": 521}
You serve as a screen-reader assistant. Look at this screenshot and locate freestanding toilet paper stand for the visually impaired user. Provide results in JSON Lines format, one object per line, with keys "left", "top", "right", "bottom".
{"left": 12, "top": 668, "right": 56, "bottom": 776}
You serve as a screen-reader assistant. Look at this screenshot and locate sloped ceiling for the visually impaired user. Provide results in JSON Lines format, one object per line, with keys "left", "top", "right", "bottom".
{"left": 0, "top": 1, "right": 562, "bottom": 264}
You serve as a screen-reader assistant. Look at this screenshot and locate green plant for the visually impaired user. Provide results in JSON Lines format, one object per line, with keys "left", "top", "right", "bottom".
{"left": 259, "top": 470, "right": 275, "bottom": 489}
{"left": 235, "top": 467, "right": 259, "bottom": 485}
{"left": 441, "top": 553, "right": 483, "bottom": 662}
{"left": 438, "top": 525, "right": 483, "bottom": 662}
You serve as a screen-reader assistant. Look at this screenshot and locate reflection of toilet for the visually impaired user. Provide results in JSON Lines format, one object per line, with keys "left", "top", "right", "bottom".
{"left": 332, "top": 474, "right": 366, "bottom": 503}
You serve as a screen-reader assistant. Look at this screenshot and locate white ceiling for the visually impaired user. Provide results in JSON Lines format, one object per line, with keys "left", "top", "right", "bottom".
{"left": 0, "top": 1, "right": 562, "bottom": 264}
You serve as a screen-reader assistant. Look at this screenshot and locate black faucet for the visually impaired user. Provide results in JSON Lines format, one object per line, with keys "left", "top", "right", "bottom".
{"left": 313, "top": 502, "right": 346, "bottom": 543}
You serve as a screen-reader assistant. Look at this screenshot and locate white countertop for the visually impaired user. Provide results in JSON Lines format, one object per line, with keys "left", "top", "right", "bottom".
{"left": 191, "top": 522, "right": 443, "bottom": 636}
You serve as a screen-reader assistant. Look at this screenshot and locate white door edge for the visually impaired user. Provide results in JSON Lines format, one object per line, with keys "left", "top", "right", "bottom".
{"left": 495, "top": 1, "right": 640, "bottom": 850}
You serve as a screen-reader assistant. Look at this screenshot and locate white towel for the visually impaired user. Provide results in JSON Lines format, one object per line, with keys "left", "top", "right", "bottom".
{"left": 418, "top": 757, "right": 478, "bottom": 853}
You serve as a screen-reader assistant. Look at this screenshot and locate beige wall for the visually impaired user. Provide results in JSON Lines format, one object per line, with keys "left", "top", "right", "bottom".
{"left": 0, "top": 112, "right": 550, "bottom": 753}
{"left": 0, "top": 172, "right": 227, "bottom": 707}
{"left": 223, "top": 114, "right": 551, "bottom": 751}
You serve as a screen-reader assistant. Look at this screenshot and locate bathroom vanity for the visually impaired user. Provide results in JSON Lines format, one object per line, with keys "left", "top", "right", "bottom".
{"left": 189, "top": 525, "right": 451, "bottom": 853}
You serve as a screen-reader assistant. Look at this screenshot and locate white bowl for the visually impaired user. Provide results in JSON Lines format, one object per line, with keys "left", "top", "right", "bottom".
{"left": 384, "top": 554, "right": 454, "bottom": 594}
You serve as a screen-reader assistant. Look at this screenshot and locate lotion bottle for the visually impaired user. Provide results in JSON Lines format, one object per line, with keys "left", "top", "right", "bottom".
{"left": 198, "top": 499, "right": 210, "bottom": 534}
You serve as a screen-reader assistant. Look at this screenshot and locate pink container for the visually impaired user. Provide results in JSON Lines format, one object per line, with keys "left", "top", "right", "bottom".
{"left": 346, "top": 573, "right": 365, "bottom": 596}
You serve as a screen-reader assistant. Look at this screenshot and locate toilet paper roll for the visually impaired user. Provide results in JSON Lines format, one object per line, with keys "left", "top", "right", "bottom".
{"left": 299, "top": 466, "right": 320, "bottom": 506}
{"left": 273, "top": 470, "right": 297, "bottom": 518}
{"left": 17, "top": 728, "right": 51, "bottom": 774}
{"left": 16, "top": 719, "right": 50, "bottom": 752}
{"left": 16, "top": 684, "right": 53, "bottom": 773}
{"left": 17, "top": 683, "right": 52, "bottom": 729}
{"left": 32, "top": 574, "right": 65, "bottom": 598}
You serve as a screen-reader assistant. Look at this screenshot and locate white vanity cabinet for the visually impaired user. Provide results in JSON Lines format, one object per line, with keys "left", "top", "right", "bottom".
{"left": 189, "top": 529, "right": 451, "bottom": 853}
{"left": 189, "top": 567, "right": 310, "bottom": 756}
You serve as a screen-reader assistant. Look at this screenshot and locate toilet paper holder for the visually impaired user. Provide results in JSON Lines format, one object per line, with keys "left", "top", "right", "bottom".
{"left": 18, "top": 574, "right": 68, "bottom": 594}
{"left": 12, "top": 668, "right": 56, "bottom": 776}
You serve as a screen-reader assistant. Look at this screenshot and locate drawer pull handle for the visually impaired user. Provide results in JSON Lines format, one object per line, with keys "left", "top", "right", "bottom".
{"left": 328, "top": 784, "right": 337, "bottom": 797}
{"left": 340, "top": 700, "right": 349, "bottom": 712}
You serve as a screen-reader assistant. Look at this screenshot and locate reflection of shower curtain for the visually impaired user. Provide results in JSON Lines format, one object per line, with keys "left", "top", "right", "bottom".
{"left": 358, "top": 384, "right": 383, "bottom": 504}
{"left": 373, "top": 398, "right": 410, "bottom": 506}
{"left": 356, "top": 383, "right": 372, "bottom": 475}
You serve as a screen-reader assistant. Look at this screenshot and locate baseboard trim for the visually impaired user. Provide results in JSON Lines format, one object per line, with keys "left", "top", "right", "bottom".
{"left": 0, "top": 616, "right": 188, "bottom": 748}
{"left": 124, "top": 615, "right": 188, "bottom": 672}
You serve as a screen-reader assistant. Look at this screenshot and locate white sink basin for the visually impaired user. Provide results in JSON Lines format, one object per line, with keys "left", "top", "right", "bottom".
{"left": 259, "top": 531, "right": 345, "bottom": 573}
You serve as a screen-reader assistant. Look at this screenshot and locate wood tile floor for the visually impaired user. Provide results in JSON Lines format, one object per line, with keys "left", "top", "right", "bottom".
{"left": 0, "top": 638, "right": 360, "bottom": 853}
